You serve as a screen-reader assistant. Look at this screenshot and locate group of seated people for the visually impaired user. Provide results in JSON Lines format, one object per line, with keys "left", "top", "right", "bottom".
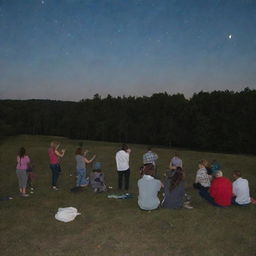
{"left": 193, "top": 159, "right": 254, "bottom": 207}
{"left": 77, "top": 147, "right": 254, "bottom": 210}
{"left": 137, "top": 154, "right": 255, "bottom": 211}
{"left": 138, "top": 163, "right": 192, "bottom": 211}
{"left": 138, "top": 151, "right": 192, "bottom": 211}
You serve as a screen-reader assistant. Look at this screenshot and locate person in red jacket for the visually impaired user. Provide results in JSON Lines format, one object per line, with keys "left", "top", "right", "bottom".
{"left": 199, "top": 171, "right": 232, "bottom": 207}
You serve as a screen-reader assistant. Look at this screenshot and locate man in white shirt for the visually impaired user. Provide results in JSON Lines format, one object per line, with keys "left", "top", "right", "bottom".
{"left": 232, "top": 170, "right": 251, "bottom": 205}
{"left": 115, "top": 144, "right": 131, "bottom": 190}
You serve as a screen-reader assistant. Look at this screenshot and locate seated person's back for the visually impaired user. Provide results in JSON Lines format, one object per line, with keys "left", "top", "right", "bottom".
{"left": 194, "top": 160, "right": 211, "bottom": 189}
{"left": 138, "top": 164, "right": 162, "bottom": 210}
{"left": 210, "top": 171, "right": 232, "bottom": 207}
{"left": 162, "top": 167, "right": 185, "bottom": 209}
{"left": 232, "top": 170, "right": 251, "bottom": 205}
{"left": 90, "top": 162, "right": 106, "bottom": 192}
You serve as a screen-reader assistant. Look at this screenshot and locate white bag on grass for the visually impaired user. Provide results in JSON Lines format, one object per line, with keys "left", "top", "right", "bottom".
{"left": 55, "top": 207, "right": 81, "bottom": 223}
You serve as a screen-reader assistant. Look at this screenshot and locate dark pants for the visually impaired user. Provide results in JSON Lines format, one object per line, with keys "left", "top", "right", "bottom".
{"left": 232, "top": 197, "right": 250, "bottom": 206}
{"left": 117, "top": 169, "right": 130, "bottom": 190}
{"left": 199, "top": 188, "right": 221, "bottom": 207}
{"left": 193, "top": 183, "right": 209, "bottom": 190}
{"left": 50, "top": 164, "right": 61, "bottom": 186}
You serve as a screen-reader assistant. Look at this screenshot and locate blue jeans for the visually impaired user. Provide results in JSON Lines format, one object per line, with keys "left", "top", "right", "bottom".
{"left": 50, "top": 164, "right": 61, "bottom": 187}
{"left": 76, "top": 168, "right": 88, "bottom": 187}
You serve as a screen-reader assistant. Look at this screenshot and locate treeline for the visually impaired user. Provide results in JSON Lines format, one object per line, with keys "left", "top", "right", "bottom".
{"left": 1, "top": 88, "right": 256, "bottom": 154}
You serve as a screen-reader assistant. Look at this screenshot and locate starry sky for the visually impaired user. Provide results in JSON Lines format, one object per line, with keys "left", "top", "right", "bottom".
{"left": 0, "top": 0, "right": 256, "bottom": 100}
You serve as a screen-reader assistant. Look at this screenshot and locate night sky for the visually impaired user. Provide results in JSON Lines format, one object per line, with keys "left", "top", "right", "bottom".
{"left": 0, "top": 0, "right": 256, "bottom": 100}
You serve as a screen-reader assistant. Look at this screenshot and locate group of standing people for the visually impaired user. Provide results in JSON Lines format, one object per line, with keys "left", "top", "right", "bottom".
{"left": 50, "top": 141, "right": 106, "bottom": 192}
{"left": 14, "top": 142, "right": 255, "bottom": 210}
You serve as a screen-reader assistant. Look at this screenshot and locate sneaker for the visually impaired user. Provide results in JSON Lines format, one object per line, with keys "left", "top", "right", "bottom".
{"left": 21, "top": 193, "right": 29, "bottom": 197}
{"left": 52, "top": 186, "right": 59, "bottom": 191}
{"left": 183, "top": 202, "right": 193, "bottom": 209}
{"left": 185, "top": 193, "right": 191, "bottom": 201}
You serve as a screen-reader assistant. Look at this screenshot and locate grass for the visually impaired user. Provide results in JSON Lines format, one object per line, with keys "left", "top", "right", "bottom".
{"left": 0, "top": 135, "right": 255, "bottom": 256}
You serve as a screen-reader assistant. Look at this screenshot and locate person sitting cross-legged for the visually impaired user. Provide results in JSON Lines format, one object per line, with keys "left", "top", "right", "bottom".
{"left": 200, "top": 171, "right": 232, "bottom": 207}
{"left": 138, "top": 164, "right": 163, "bottom": 211}
{"left": 232, "top": 170, "right": 251, "bottom": 206}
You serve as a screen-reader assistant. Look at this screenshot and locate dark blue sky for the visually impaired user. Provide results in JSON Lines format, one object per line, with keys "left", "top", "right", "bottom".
{"left": 0, "top": 0, "right": 255, "bottom": 100}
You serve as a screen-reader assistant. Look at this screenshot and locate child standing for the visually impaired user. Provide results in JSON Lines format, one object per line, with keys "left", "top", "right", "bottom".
{"left": 16, "top": 147, "right": 30, "bottom": 197}
{"left": 26, "top": 163, "right": 35, "bottom": 193}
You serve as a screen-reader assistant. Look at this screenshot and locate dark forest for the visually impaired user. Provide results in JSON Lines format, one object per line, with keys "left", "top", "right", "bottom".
{"left": 1, "top": 88, "right": 256, "bottom": 154}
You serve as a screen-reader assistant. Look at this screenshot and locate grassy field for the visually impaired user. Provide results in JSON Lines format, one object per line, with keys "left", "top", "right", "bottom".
{"left": 0, "top": 135, "right": 255, "bottom": 256}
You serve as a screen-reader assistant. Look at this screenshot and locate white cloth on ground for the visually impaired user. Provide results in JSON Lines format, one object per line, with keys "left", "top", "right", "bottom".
{"left": 55, "top": 207, "right": 81, "bottom": 222}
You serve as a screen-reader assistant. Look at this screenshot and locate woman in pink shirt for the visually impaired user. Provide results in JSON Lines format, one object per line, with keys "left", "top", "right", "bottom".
{"left": 16, "top": 147, "right": 30, "bottom": 197}
{"left": 48, "top": 141, "right": 65, "bottom": 190}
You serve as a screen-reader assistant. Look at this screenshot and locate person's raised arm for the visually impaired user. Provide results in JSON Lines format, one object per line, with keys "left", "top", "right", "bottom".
{"left": 55, "top": 148, "right": 65, "bottom": 157}
{"left": 83, "top": 150, "right": 88, "bottom": 157}
{"left": 84, "top": 154, "right": 96, "bottom": 164}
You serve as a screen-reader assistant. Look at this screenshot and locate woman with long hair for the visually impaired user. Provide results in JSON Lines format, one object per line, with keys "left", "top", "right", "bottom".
{"left": 16, "top": 147, "right": 30, "bottom": 197}
{"left": 48, "top": 141, "right": 65, "bottom": 190}
{"left": 162, "top": 167, "right": 188, "bottom": 209}
{"left": 75, "top": 147, "right": 96, "bottom": 187}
